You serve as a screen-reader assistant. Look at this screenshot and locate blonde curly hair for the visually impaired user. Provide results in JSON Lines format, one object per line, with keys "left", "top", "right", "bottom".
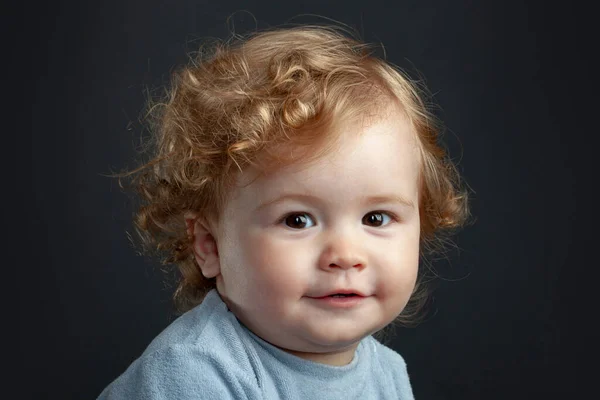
{"left": 120, "top": 25, "right": 470, "bottom": 325}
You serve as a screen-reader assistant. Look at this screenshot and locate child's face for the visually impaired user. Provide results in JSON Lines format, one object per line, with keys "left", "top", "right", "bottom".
{"left": 210, "top": 110, "right": 420, "bottom": 365}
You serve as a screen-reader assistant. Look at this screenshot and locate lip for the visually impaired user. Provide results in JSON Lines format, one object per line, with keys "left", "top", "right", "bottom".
{"left": 308, "top": 294, "right": 367, "bottom": 309}
{"left": 307, "top": 289, "right": 369, "bottom": 309}
{"left": 312, "top": 289, "right": 367, "bottom": 298}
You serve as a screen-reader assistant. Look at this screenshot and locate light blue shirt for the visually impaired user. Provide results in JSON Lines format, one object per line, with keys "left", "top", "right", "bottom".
{"left": 98, "top": 289, "right": 415, "bottom": 399}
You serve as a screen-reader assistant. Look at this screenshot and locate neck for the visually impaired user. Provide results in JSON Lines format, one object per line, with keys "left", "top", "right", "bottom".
{"left": 280, "top": 343, "right": 359, "bottom": 366}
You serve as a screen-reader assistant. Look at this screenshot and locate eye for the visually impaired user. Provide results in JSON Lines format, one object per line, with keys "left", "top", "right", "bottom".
{"left": 283, "top": 213, "right": 316, "bottom": 229}
{"left": 362, "top": 211, "right": 393, "bottom": 227}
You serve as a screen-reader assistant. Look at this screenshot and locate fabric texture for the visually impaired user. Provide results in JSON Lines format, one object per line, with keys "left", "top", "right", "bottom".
{"left": 98, "top": 289, "right": 415, "bottom": 399}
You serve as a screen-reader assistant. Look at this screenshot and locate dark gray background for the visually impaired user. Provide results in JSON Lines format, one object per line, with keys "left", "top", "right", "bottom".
{"left": 26, "top": 0, "right": 590, "bottom": 398}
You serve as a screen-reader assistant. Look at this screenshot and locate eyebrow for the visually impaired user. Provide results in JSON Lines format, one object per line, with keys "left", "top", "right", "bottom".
{"left": 361, "top": 195, "right": 416, "bottom": 209}
{"left": 255, "top": 193, "right": 416, "bottom": 211}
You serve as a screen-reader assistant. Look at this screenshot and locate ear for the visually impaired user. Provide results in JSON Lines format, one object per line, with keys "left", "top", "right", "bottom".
{"left": 184, "top": 212, "right": 220, "bottom": 279}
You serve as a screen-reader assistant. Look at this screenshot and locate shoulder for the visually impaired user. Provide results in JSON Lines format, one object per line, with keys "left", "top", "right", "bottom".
{"left": 98, "top": 344, "right": 260, "bottom": 400}
{"left": 365, "top": 336, "right": 415, "bottom": 399}
{"left": 98, "top": 291, "right": 263, "bottom": 400}
{"left": 140, "top": 290, "right": 226, "bottom": 355}
{"left": 367, "top": 336, "right": 408, "bottom": 371}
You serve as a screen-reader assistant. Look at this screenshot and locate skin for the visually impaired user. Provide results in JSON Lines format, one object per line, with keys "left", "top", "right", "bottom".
{"left": 188, "top": 108, "right": 421, "bottom": 366}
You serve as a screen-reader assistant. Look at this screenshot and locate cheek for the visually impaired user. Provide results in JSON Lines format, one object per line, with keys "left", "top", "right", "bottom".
{"left": 232, "top": 231, "right": 311, "bottom": 291}
{"left": 244, "top": 232, "right": 286, "bottom": 267}
{"left": 378, "top": 231, "right": 420, "bottom": 295}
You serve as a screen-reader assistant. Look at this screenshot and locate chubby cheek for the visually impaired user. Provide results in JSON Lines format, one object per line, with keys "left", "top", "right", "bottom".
{"left": 236, "top": 230, "right": 313, "bottom": 297}
{"left": 376, "top": 238, "right": 420, "bottom": 307}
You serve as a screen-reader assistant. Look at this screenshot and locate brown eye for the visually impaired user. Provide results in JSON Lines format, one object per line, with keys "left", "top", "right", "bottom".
{"left": 284, "top": 213, "right": 315, "bottom": 229}
{"left": 362, "top": 212, "right": 391, "bottom": 227}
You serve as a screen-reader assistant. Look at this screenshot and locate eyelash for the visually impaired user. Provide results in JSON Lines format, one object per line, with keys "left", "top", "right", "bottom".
{"left": 279, "top": 211, "right": 399, "bottom": 229}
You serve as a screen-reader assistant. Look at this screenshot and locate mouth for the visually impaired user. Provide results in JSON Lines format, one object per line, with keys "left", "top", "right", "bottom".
{"left": 308, "top": 290, "right": 367, "bottom": 308}
{"left": 311, "top": 290, "right": 366, "bottom": 299}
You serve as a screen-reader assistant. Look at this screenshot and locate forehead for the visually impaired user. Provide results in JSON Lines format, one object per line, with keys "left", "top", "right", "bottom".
{"left": 229, "top": 111, "right": 421, "bottom": 205}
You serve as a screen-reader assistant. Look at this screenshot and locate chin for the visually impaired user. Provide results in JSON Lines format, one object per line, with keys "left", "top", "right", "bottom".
{"left": 307, "top": 330, "right": 370, "bottom": 349}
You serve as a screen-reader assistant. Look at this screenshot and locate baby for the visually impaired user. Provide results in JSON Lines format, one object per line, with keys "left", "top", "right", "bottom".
{"left": 98, "top": 25, "right": 469, "bottom": 399}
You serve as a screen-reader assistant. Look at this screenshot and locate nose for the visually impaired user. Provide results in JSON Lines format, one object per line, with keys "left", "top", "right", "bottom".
{"left": 318, "top": 231, "right": 366, "bottom": 271}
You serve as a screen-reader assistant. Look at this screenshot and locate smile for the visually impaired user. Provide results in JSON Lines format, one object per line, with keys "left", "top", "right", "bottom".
{"left": 308, "top": 294, "right": 367, "bottom": 308}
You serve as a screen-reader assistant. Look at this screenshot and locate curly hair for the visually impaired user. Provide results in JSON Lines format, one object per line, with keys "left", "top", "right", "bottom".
{"left": 119, "top": 25, "right": 471, "bottom": 325}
